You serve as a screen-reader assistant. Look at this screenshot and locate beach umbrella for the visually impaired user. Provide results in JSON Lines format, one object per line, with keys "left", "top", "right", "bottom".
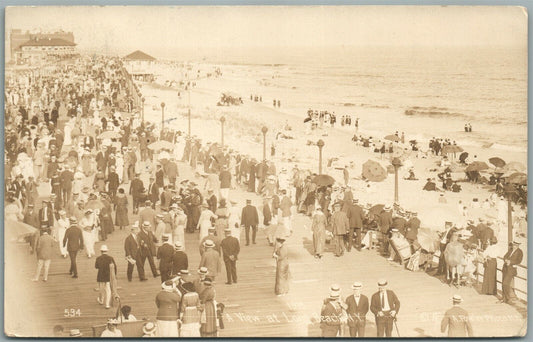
{"left": 384, "top": 134, "right": 401, "bottom": 142}
{"left": 311, "top": 174, "right": 336, "bottom": 187}
{"left": 503, "top": 161, "right": 526, "bottom": 173}
{"left": 416, "top": 228, "right": 440, "bottom": 253}
{"left": 368, "top": 204, "right": 385, "bottom": 217}
{"left": 148, "top": 140, "right": 174, "bottom": 151}
{"left": 362, "top": 160, "right": 387, "bottom": 182}
{"left": 5, "top": 220, "right": 38, "bottom": 241}
{"left": 506, "top": 172, "right": 527, "bottom": 185}
{"left": 441, "top": 145, "right": 464, "bottom": 155}
{"left": 98, "top": 130, "right": 122, "bottom": 140}
{"left": 465, "top": 161, "right": 489, "bottom": 172}
{"left": 488, "top": 157, "right": 506, "bottom": 168}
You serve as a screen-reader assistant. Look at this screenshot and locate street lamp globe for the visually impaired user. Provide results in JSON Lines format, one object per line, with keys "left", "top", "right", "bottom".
{"left": 317, "top": 139, "right": 325, "bottom": 148}
{"left": 262, "top": 126, "right": 268, "bottom": 135}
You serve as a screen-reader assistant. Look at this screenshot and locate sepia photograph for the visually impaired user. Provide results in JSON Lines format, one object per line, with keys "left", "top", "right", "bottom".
{"left": 3, "top": 5, "right": 528, "bottom": 338}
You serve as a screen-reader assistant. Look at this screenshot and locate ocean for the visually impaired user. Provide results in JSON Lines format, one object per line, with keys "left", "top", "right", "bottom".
{"left": 156, "top": 45, "right": 527, "bottom": 153}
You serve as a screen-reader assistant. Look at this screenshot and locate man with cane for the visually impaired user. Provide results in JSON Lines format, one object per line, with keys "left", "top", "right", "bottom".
{"left": 370, "top": 279, "right": 400, "bottom": 337}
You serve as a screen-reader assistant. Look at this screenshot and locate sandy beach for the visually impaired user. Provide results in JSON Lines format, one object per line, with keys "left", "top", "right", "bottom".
{"left": 135, "top": 61, "right": 527, "bottom": 258}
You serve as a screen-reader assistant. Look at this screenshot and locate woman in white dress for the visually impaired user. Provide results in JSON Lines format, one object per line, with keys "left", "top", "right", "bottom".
{"left": 56, "top": 210, "right": 69, "bottom": 258}
{"left": 197, "top": 205, "right": 217, "bottom": 241}
{"left": 115, "top": 153, "right": 124, "bottom": 184}
{"left": 173, "top": 208, "right": 187, "bottom": 249}
{"left": 227, "top": 201, "right": 241, "bottom": 242}
{"left": 80, "top": 209, "right": 96, "bottom": 258}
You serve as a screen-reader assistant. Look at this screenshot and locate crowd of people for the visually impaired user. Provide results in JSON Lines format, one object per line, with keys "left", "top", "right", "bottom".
{"left": 4, "top": 53, "right": 526, "bottom": 338}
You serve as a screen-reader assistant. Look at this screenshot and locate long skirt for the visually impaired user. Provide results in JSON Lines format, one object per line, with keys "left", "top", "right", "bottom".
{"left": 275, "top": 260, "right": 290, "bottom": 295}
{"left": 172, "top": 227, "right": 185, "bottom": 250}
{"left": 83, "top": 229, "right": 95, "bottom": 257}
{"left": 482, "top": 258, "right": 497, "bottom": 295}
{"left": 313, "top": 228, "right": 326, "bottom": 255}
{"left": 180, "top": 323, "right": 201, "bottom": 337}
{"left": 57, "top": 227, "right": 67, "bottom": 256}
{"left": 157, "top": 320, "right": 179, "bottom": 337}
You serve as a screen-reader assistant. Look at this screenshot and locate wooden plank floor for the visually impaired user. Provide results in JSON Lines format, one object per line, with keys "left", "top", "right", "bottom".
{"left": 5, "top": 162, "right": 527, "bottom": 337}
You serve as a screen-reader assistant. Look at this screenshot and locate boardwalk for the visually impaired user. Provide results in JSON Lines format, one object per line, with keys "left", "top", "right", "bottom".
{"left": 5, "top": 162, "right": 526, "bottom": 338}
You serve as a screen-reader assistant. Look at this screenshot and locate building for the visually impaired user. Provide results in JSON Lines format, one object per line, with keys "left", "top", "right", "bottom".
{"left": 9, "top": 29, "right": 75, "bottom": 62}
{"left": 123, "top": 50, "right": 156, "bottom": 82}
{"left": 14, "top": 37, "right": 77, "bottom": 66}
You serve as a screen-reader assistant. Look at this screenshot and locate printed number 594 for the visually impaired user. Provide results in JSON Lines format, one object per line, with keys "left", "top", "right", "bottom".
{"left": 64, "top": 309, "right": 81, "bottom": 317}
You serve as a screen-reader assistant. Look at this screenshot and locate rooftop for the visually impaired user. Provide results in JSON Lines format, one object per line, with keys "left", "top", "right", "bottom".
{"left": 124, "top": 50, "right": 156, "bottom": 61}
{"left": 19, "top": 37, "right": 76, "bottom": 47}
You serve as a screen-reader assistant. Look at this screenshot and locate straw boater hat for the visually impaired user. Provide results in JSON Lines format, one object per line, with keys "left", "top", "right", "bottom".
{"left": 352, "top": 282, "right": 362, "bottom": 290}
{"left": 452, "top": 294, "right": 463, "bottom": 304}
{"left": 384, "top": 204, "right": 392, "bottom": 211}
{"left": 69, "top": 217, "right": 78, "bottom": 225}
{"left": 329, "top": 284, "right": 341, "bottom": 299}
{"left": 198, "top": 267, "right": 209, "bottom": 275}
{"left": 142, "top": 322, "right": 156, "bottom": 335}
{"left": 100, "top": 245, "right": 109, "bottom": 252}
{"left": 161, "top": 280, "right": 175, "bottom": 291}
{"left": 107, "top": 318, "right": 119, "bottom": 325}
{"left": 174, "top": 241, "right": 183, "bottom": 251}
{"left": 69, "top": 329, "right": 83, "bottom": 337}
{"left": 203, "top": 240, "right": 215, "bottom": 248}
{"left": 378, "top": 279, "right": 388, "bottom": 287}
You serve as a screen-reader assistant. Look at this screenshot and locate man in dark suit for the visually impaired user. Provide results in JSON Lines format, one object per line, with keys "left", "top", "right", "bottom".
{"left": 370, "top": 279, "right": 400, "bottom": 337}
{"left": 129, "top": 172, "right": 144, "bottom": 214}
{"left": 345, "top": 282, "right": 369, "bottom": 337}
{"left": 106, "top": 166, "right": 120, "bottom": 200}
{"left": 147, "top": 176, "right": 159, "bottom": 209}
{"left": 63, "top": 217, "right": 84, "bottom": 278}
{"left": 59, "top": 167, "right": 74, "bottom": 207}
{"left": 206, "top": 189, "right": 218, "bottom": 213}
{"left": 220, "top": 228, "right": 240, "bottom": 285}
{"left": 124, "top": 225, "right": 147, "bottom": 281}
{"left": 82, "top": 135, "right": 95, "bottom": 150}
{"left": 320, "top": 285, "right": 344, "bottom": 337}
{"left": 240, "top": 199, "right": 259, "bottom": 246}
{"left": 378, "top": 205, "right": 393, "bottom": 256}
{"left": 346, "top": 199, "right": 365, "bottom": 251}
{"left": 155, "top": 164, "right": 165, "bottom": 188}
{"left": 157, "top": 235, "right": 175, "bottom": 282}
{"left": 140, "top": 200, "right": 157, "bottom": 231}
{"left": 94, "top": 245, "right": 117, "bottom": 309}
{"left": 501, "top": 241, "right": 523, "bottom": 303}
{"left": 172, "top": 241, "right": 189, "bottom": 275}
{"left": 138, "top": 221, "right": 159, "bottom": 278}
{"left": 405, "top": 211, "right": 420, "bottom": 244}
{"left": 165, "top": 158, "right": 179, "bottom": 186}
{"left": 441, "top": 295, "right": 473, "bottom": 337}
{"left": 39, "top": 200, "right": 54, "bottom": 229}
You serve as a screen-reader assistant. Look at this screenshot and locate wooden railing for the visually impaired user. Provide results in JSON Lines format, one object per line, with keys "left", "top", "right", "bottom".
{"left": 432, "top": 251, "right": 527, "bottom": 302}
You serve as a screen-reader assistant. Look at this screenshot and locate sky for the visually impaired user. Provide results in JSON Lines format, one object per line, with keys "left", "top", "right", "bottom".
{"left": 5, "top": 6, "right": 527, "bottom": 57}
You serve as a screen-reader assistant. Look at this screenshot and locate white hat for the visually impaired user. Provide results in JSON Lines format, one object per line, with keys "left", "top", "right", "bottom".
{"left": 351, "top": 281, "right": 363, "bottom": 289}
{"left": 452, "top": 294, "right": 463, "bottom": 303}
{"left": 69, "top": 329, "right": 82, "bottom": 337}
{"left": 377, "top": 279, "right": 388, "bottom": 287}
{"left": 161, "top": 280, "right": 175, "bottom": 291}
{"left": 142, "top": 322, "right": 156, "bottom": 334}
{"left": 107, "top": 318, "right": 119, "bottom": 325}
{"left": 100, "top": 245, "right": 109, "bottom": 252}
{"left": 204, "top": 240, "right": 215, "bottom": 248}
{"left": 329, "top": 284, "right": 341, "bottom": 298}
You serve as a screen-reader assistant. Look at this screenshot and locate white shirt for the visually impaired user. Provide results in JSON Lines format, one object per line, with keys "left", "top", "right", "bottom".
{"left": 483, "top": 245, "right": 499, "bottom": 259}
{"left": 380, "top": 290, "right": 391, "bottom": 312}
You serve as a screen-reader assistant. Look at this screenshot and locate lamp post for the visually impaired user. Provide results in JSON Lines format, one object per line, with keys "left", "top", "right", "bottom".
{"left": 141, "top": 97, "right": 145, "bottom": 125}
{"left": 187, "top": 82, "right": 191, "bottom": 137}
{"left": 161, "top": 102, "right": 165, "bottom": 132}
{"left": 504, "top": 183, "right": 516, "bottom": 246}
{"left": 317, "top": 139, "right": 325, "bottom": 174}
{"left": 220, "top": 116, "right": 226, "bottom": 147}
{"left": 391, "top": 157, "right": 402, "bottom": 204}
{"left": 261, "top": 126, "right": 268, "bottom": 161}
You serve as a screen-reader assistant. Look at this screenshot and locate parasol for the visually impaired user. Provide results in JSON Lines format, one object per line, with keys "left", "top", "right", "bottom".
{"left": 416, "top": 228, "right": 440, "bottom": 253}
{"left": 311, "top": 174, "right": 336, "bottom": 187}
{"left": 488, "top": 157, "right": 506, "bottom": 168}
{"left": 362, "top": 160, "right": 387, "bottom": 182}
{"left": 85, "top": 199, "right": 105, "bottom": 210}
{"left": 503, "top": 161, "right": 526, "bottom": 173}
{"left": 303, "top": 117, "right": 312, "bottom": 123}
{"left": 368, "top": 204, "right": 385, "bottom": 217}
{"left": 506, "top": 172, "right": 527, "bottom": 185}
{"left": 384, "top": 134, "right": 401, "bottom": 142}
{"left": 5, "top": 219, "right": 38, "bottom": 241}
{"left": 98, "top": 130, "right": 122, "bottom": 140}
{"left": 158, "top": 151, "right": 170, "bottom": 161}
{"left": 441, "top": 145, "right": 464, "bottom": 155}
{"left": 148, "top": 140, "right": 175, "bottom": 151}
{"left": 465, "top": 161, "right": 489, "bottom": 172}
